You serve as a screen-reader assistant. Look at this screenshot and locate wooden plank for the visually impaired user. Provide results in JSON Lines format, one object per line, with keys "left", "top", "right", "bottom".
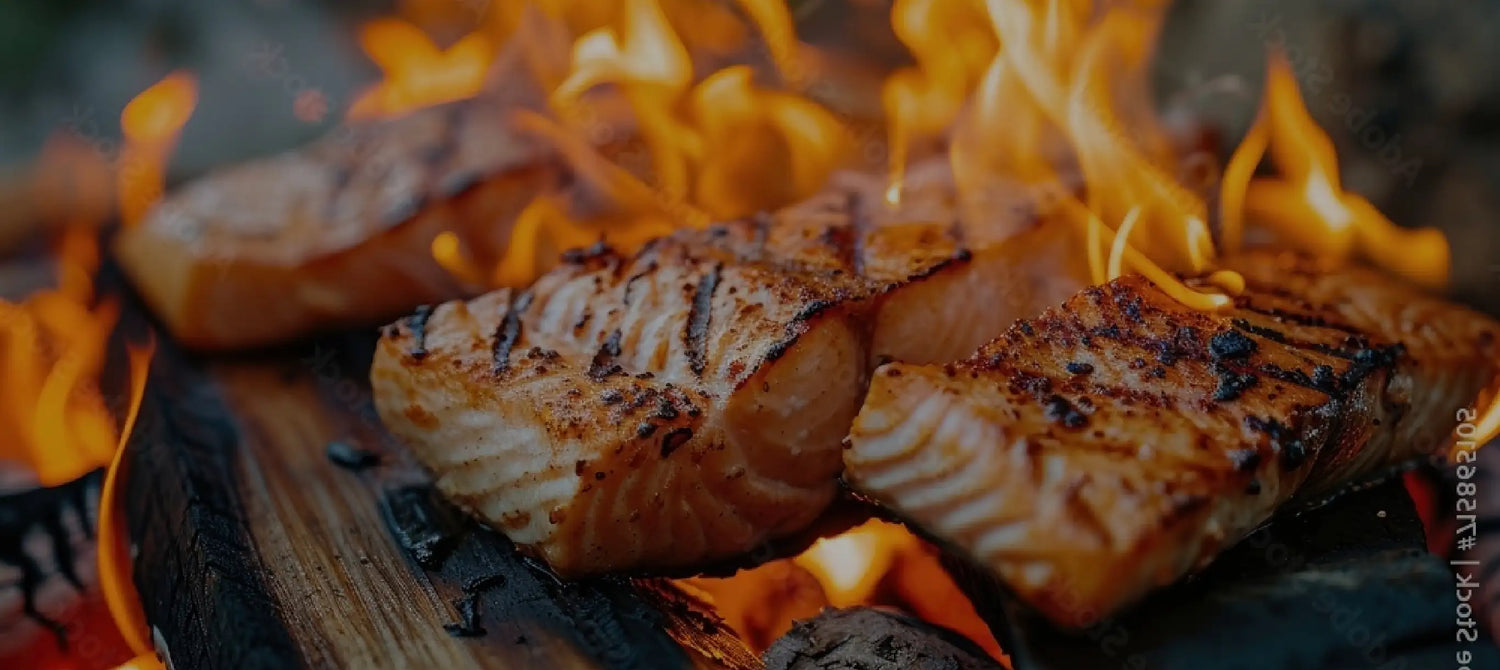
{"left": 121, "top": 333, "right": 760, "bottom": 670}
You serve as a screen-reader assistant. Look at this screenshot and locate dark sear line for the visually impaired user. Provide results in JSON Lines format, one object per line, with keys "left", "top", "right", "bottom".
{"left": 685, "top": 263, "right": 722, "bottom": 377}
{"left": 491, "top": 290, "right": 533, "bottom": 373}
{"left": 751, "top": 211, "right": 772, "bottom": 259}
{"left": 947, "top": 215, "right": 968, "bottom": 250}
{"left": 588, "top": 329, "right": 625, "bottom": 381}
{"left": 845, "top": 190, "right": 869, "bottom": 278}
{"left": 406, "top": 305, "right": 436, "bottom": 360}
{"left": 1230, "top": 317, "right": 1361, "bottom": 361}
{"left": 622, "top": 261, "right": 657, "bottom": 306}
{"left": 1235, "top": 298, "right": 1368, "bottom": 337}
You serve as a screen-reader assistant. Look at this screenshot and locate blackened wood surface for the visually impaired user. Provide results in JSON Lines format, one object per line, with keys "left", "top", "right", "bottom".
{"left": 122, "top": 334, "right": 760, "bottom": 670}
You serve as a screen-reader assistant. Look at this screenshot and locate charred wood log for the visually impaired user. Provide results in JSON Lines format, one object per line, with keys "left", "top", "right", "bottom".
{"left": 762, "top": 608, "right": 1002, "bottom": 670}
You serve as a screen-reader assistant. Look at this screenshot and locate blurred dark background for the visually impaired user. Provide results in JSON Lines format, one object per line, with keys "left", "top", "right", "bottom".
{"left": 0, "top": 0, "right": 1494, "bottom": 312}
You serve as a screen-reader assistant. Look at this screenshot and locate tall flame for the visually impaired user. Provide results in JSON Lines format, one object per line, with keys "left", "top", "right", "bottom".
{"left": 435, "top": 0, "right": 850, "bottom": 289}
{"left": 1227, "top": 53, "right": 1449, "bottom": 289}
{"left": 117, "top": 71, "right": 198, "bottom": 228}
{"left": 687, "top": 519, "right": 1006, "bottom": 663}
{"left": 0, "top": 230, "right": 127, "bottom": 484}
{"left": 880, "top": 0, "right": 1450, "bottom": 311}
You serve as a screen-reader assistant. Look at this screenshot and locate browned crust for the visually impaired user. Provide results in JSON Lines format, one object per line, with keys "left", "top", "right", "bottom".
{"left": 847, "top": 250, "right": 1500, "bottom": 627}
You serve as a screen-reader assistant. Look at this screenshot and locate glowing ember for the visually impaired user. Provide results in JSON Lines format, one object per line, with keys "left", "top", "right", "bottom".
{"left": 686, "top": 519, "right": 1005, "bottom": 663}
{"left": 795, "top": 520, "right": 906, "bottom": 606}
{"left": 347, "top": 19, "right": 493, "bottom": 119}
{"left": 117, "top": 71, "right": 198, "bottom": 228}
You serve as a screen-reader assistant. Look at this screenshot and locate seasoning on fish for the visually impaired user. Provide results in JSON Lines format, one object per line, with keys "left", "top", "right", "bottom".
{"left": 845, "top": 250, "right": 1500, "bottom": 627}
{"left": 371, "top": 172, "right": 1089, "bottom": 576}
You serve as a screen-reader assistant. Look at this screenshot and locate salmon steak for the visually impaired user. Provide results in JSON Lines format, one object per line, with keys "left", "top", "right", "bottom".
{"left": 115, "top": 93, "right": 566, "bottom": 351}
{"left": 371, "top": 172, "right": 1089, "bottom": 576}
{"left": 846, "top": 250, "right": 1500, "bottom": 627}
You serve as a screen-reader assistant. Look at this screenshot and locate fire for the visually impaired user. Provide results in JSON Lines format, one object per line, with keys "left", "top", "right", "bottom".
{"left": 433, "top": 0, "right": 850, "bottom": 288}
{"left": 685, "top": 519, "right": 1006, "bottom": 663}
{"left": 880, "top": 0, "right": 1449, "bottom": 311}
{"left": 1, "top": 231, "right": 133, "bottom": 484}
{"left": 348, "top": 19, "right": 493, "bottom": 119}
{"left": 117, "top": 71, "right": 198, "bottom": 228}
{"left": 0, "top": 229, "right": 155, "bottom": 669}
{"left": 99, "top": 343, "right": 155, "bottom": 666}
{"left": 548, "top": 0, "right": 849, "bottom": 220}
{"left": 1226, "top": 53, "right": 1450, "bottom": 290}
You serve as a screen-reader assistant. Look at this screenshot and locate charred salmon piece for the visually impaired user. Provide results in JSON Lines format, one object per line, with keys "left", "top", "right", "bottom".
{"left": 371, "top": 178, "right": 1089, "bottom": 576}
{"left": 846, "top": 250, "right": 1500, "bottom": 627}
{"left": 114, "top": 94, "right": 564, "bottom": 351}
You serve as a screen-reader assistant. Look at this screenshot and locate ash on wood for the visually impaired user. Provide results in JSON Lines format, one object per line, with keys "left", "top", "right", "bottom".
{"left": 762, "top": 608, "right": 1001, "bottom": 670}
{"left": 122, "top": 330, "right": 760, "bottom": 670}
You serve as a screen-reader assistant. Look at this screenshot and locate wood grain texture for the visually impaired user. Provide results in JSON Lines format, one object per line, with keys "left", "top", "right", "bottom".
{"left": 121, "top": 333, "right": 761, "bottom": 670}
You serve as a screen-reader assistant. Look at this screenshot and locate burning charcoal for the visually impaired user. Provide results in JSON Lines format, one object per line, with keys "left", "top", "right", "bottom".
{"left": 0, "top": 469, "right": 104, "bottom": 655}
{"left": 762, "top": 608, "right": 1002, "bottom": 670}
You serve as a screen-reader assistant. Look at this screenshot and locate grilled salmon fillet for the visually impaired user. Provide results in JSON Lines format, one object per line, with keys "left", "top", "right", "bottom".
{"left": 371, "top": 172, "right": 1089, "bottom": 576}
{"left": 114, "top": 94, "right": 565, "bottom": 350}
{"left": 846, "top": 251, "right": 1500, "bottom": 627}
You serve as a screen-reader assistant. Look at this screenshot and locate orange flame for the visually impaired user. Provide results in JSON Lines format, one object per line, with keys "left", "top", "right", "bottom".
{"left": 686, "top": 519, "right": 1005, "bottom": 663}
{"left": 435, "top": 0, "right": 849, "bottom": 289}
{"left": 98, "top": 341, "right": 155, "bottom": 663}
{"left": 1, "top": 230, "right": 124, "bottom": 484}
{"left": 1228, "top": 53, "right": 1449, "bottom": 290}
{"left": 880, "top": 0, "right": 1448, "bottom": 311}
{"left": 348, "top": 19, "right": 493, "bottom": 119}
{"left": 0, "top": 230, "right": 157, "bottom": 667}
{"left": 117, "top": 71, "right": 197, "bottom": 228}
{"left": 883, "top": 0, "right": 996, "bottom": 203}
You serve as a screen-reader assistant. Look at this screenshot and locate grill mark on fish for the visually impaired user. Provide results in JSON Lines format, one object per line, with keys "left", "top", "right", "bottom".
{"left": 406, "top": 305, "right": 435, "bottom": 360}
{"left": 491, "top": 291, "right": 532, "bottom": 373}
{"left": 588, "top": 329, "right": 625, "bottom": 381}
{"left": 1231, "top": 318, "right": 1360, "bottom": 360}
{"left": 1244, "top": 415, "right": 1310, "bottom": 471}
{"left": 622, "top": 261, "right": 657, "bottom": 306}
{"left": 1237, "top": 301, "right": 1366, "bottom": 337}
{"left": 752, "top": 211, "right": 772, "bottom": 259}
{"left": 561, "top": 240, "right": 615, "bottom": 265}
{"left": 685, "top": 264, "right": 721, "bottom": 377}
{"left": 846, "top": 190, "right": 868, "bottom": 278}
